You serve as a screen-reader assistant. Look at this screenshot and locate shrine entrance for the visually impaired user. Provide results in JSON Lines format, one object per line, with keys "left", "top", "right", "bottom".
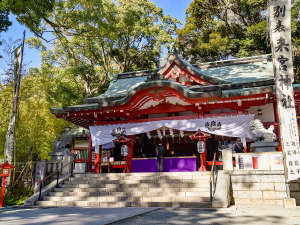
{"left": 90, "top": 115, "right": 253, "bottom": 173}
{"left": 94, "top": 130, "right": 248, "bottom": 173}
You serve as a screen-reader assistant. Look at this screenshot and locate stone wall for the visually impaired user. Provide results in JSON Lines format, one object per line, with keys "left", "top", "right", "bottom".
{"left": 231, "top": 171, "right": 287, "bottom": 206}
{"left": 290, "top": 182, "right": 300, "bottom": 205}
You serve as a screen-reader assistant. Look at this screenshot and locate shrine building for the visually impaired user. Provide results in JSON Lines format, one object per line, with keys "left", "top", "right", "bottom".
{"left": 50, "top": 54, "right": 300, "bottom": 173}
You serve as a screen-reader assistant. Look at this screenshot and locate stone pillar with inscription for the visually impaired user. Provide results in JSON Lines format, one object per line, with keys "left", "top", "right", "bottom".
{"left": 268, "top": 0, "right": 300, "bottom": 191}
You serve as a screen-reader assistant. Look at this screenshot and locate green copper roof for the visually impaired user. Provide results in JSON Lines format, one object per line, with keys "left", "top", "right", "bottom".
{"left": 222, "top": 85, "right": 273, "bottom": 97}
{"left": 51, "top": 54, "right": 282, "bottom": 114}
{"left": 85, "top": 55, "right": 274, "bottom": 104}
{"left": 195, "top": 55, "right": 273, "bottom": 84}
{"left": 96, "top": 76, "right": 149, "bottom": 99}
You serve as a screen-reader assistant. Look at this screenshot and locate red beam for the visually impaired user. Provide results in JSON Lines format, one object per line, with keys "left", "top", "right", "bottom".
{"left": 94, "top": 111, "right": 249, "bottom": 126}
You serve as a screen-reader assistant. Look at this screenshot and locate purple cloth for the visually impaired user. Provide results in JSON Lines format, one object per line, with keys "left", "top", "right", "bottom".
{"left": 132, "top": 157, "right": 197, "bottom": 172}
{"left": 163, "top": 157, "right": 197, "bottom": 172}
{"left": 132, "top": 158, "right": 157, "bottom": 172}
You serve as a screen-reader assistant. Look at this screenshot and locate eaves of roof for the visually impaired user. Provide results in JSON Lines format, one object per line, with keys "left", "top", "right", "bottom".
{"left": 51, "top": 79, "right": 300, "bottom": 115}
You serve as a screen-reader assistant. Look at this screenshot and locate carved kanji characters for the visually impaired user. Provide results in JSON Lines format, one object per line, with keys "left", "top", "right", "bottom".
{"left": 281, "top": 94, "right": 293, "bottom": 108}
{"left": 274, "top": 20, "right": 286, "bottom": 32}
{"left": 293, "top": 150, "right": 297, "bottom": 155}
{"left": 277, "top": 55, "right": 288, "bottom": 71}
{"left": 275, "top": 37, "right": 289, "bottom": 52}
{"left": 273, "top": 5, "right": 286, "bottom": 18}
{"left": 278, "top": 74, "right": 291, "bottom": 89}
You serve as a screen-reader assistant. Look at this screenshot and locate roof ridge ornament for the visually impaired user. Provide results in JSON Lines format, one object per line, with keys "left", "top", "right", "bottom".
{"left": 147, "top": 72, "right": 164, "bottom": 81}
{"left": 205, "top": 120, "right": 222, "bottom": 132}
{"left": 111, "top": 127, "right": 126, "bottom": 138}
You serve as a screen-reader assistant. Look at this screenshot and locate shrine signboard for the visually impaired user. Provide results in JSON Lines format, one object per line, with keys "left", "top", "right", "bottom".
{"left": 268, "top": 0, "right": 300, "bottom": 181}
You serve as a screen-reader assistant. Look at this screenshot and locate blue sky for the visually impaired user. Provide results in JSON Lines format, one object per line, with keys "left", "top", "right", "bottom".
{"left": 0, "top": 0, "right": 192, "bottom": 71}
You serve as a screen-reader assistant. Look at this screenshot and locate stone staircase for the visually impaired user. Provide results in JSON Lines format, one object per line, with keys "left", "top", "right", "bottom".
{"left": 37, "top": 172, "right": 211, "bottom": 208}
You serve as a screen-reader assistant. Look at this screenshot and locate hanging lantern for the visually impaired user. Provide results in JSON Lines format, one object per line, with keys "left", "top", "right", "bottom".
{"left": 146, "top": 131, "right": 151, "bottom": 139}
{"left": 169, "top": 128, "right": 174, "bottom": 138}
{"left": 179, "top": 130, "right": 184, "bottom": 138}
{"left": 157, "top": 129, "right": 163, "bottom": 140}
{"left": 121, "top": 145, "right": 128, "bottom": 156}
{"left": 162, "top": 127, "right": 166, "bottom": 136}
{"left": 197, "top": 141, "right": 205, "bottom": 153}
{"left": 166, "top": 142, "right": 170, "bottom": 151}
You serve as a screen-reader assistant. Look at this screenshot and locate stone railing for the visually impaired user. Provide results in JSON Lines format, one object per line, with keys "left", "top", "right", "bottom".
{"left": 24, "top": 155, "right": 75, "bottom": 206}
{"left": 221, "top": 150, "right": 300, "bottom": 207}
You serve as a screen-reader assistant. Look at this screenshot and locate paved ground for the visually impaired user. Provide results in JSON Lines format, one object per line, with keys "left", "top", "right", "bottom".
{"left": 113, "top": 206, "right": 300, "bottom": 225}
{"left": 0, "top": 206, "right": 300, "bottom": 225}
{"left": 0, "top": 207, "right": 158, "bottom": 225}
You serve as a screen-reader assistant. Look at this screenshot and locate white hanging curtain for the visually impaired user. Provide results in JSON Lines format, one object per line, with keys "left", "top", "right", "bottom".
{"left": 89, "top": 114, "right": 254, "bottom": 147}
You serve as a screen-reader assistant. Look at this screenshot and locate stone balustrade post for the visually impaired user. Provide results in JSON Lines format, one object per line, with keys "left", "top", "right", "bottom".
{"left": 222, "top": 148, "right": 233, "bottom": 171}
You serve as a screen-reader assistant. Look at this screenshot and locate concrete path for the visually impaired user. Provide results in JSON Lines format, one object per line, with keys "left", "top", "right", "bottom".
{"left": 0, "top": 207, "right": 158, "bottom": 225}
{"left": 1, "top": 206, "right": 300, "bottom": 225}
{"left": 112, "top": 206, "right": 300, "bottom": 225}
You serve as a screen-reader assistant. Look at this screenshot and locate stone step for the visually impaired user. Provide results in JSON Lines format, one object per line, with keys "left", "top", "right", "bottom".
{"left": 43, "top": 195, "right": 210, "bottom": 202}
{"left": 54, "top": 185, "right": 210, "bottom": 193}
{"left": 38, "top": 172, "right": 212, "bottom": 208}
{"left": 38, "top": 200, "right": 210, "bottom": 208}
{"left": 67, "top": 177, "right": 210, "bottom": 184}
{"left": 73, "top": 172, "right": 211, "bottom": 179}
{"left": 49, "top": 188, "right": 210, "bottom": 197}
{"left": 71, "top": 173, "right": 211, "bottom": 179}
{"left": 45, "top": 191, "right": 210, "bottom": 201}
{"left": 234, "top": 198, "right": 283, "bottom": 206}
{"left": 60, "top": 182, "right": 210, "bottom": 189}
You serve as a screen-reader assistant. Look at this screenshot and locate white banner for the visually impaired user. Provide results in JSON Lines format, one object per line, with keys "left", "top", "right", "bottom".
{"left": 269, "top": 0, "right": 300, "bottom": 181}
{"left": 90, "top": 114, "right": 254, "bottom": 147}
{"left": 34, "top": 161, "right": 46, "bottom": 193}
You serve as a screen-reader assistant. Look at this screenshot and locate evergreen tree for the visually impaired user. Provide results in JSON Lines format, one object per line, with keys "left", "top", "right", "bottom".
{"left": 177, "top": 0, "right": 300, "bottom": 80}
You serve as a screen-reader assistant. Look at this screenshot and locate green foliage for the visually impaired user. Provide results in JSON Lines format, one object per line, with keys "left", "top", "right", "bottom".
{"left": 0, "top": 10, "right": 10, "bottom": 33}
{"left": 176, "top": 0, "right": 268, "bottom": 62}
{"left": 0, "top": 9, "right": 11, "bottom": 58}
{"left": 1, "top": 0, "right": 178, "bottom": 161}
{"left": 0, "top": 71, "right": 70, "bottom": 161}
{"left": 177, "top": 0, "right": 300, "bottom": 74}
{"left": 292, "top": 0, "right": 300, "bottom": 80}
{"left": 0, "top": 0, "right": 53, "bottom": 58}
{"left": 25, "top": 0, "right": 178, "bottom": 101}
{"left": 0, "top": 0, "right": 55, "bottom": 36}
{"left": 4, "top": 184, "right": 33, "bottom": 206}
{"left": 0, "top": 0, "right": 178, "bottom": 205}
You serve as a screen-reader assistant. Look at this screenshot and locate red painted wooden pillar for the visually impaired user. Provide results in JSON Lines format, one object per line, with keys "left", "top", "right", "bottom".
{"left": 244, "top": 145, "right": 247, "bottom": 153}
{"left": 88, "top": 134, "right": 92, "bottom": 172}
{"left": 242, "top": 138, "right": 247, "bottom": 153}
{"left": 94, "top": 145, "right": 101, "bottom": 174}
{"left": 125, "top": 140, "right": 134, "bottom": 173}
{"left": 273, "top": 102, "right": 282, "bottom": 151}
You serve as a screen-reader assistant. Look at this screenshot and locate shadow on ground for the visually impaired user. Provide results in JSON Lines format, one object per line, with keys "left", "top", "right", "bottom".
{"left": 111, "top": 207, "right": 287, "bottom": 225}
{"left": 0, "top": 207, "right": 155, "bottom": 225}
